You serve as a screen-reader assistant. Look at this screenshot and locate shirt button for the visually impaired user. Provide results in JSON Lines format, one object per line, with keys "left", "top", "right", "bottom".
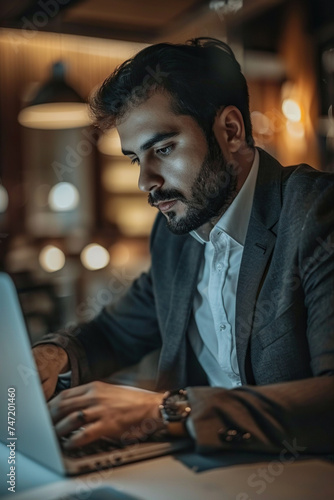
{"left": 216, "top": 264, "right": 223, "bottom": 272}
{"left": 219, "top": 324, "right": 226, "bottom": 331}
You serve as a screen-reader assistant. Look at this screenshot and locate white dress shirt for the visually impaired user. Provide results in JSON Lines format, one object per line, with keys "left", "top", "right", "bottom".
{"left": 189, "top": 149, "right": 259, "bottom": 388}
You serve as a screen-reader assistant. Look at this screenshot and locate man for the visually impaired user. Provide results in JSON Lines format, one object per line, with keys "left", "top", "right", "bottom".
{"left": 33, "top": 38, "right": 334, "bottom": 454}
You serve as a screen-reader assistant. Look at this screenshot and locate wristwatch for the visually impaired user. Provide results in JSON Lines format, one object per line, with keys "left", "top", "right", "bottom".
{"left": 159, "top": 389, "right": 191, "bottom": 436}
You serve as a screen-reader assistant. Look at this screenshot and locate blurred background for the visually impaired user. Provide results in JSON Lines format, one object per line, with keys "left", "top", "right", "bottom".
{"left": 0, "top": 0, "right": 333, "bottom": 342}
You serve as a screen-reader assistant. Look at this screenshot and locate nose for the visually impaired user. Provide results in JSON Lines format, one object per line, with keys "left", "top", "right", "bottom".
{"left": 138, "top": 162, "right": 164, "bottom": 193}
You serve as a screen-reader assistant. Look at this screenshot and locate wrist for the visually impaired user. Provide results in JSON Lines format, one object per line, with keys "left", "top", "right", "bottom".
{"left": 158, "top": 389, "right": 191, "bottom": 437}
{"left": 33, "top": 343, "right": 70, "bottom": 373}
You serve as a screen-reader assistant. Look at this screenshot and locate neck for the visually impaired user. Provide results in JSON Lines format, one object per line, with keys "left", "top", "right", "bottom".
{"left": 235, "top": 146, "right": 255, "bottom": 192}
{"left": 195, "top": 146, "right": 256, "bottom": 241}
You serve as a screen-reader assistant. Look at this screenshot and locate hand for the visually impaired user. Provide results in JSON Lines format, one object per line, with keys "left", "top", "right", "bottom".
{"left": 32, "top": 344, "right": 70, "bottom": 401}
{"left": 48, "top": 382, "right": 165, "bottom": 449}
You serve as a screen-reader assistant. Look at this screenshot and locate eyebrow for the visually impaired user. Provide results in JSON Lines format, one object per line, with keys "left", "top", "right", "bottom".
{"left": 121, "top": 132, "right": 178, "bottom": 156}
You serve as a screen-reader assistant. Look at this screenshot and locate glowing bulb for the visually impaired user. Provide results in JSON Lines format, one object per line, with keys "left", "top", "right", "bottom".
{"left": 81, "top": 244, "right": 110, "bottom": 271}
{"left": 39, "top": 245, "right": 65, "bottom": 272}
{"left": 0, "top": 185, "right": 9, "bottom": 213}
{"left": 282, "top": 99, "right": 302, "bottom": 122}
{"left": 48, "top": 182, "right": 79, "bottom": 211}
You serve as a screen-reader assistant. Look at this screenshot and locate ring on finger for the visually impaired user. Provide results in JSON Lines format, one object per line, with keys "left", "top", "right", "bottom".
{"left": 77, "top": 409, "right": 87, "bottom": 425}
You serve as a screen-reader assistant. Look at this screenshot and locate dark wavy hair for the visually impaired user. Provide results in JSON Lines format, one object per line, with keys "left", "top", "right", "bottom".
{"left": 90, "top": 37, "right": 254, "bottom": 147}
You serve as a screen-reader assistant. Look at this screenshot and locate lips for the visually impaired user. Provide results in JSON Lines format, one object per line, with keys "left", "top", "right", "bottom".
{"left": 155, "top": 200, "right": 177, "bottom": 212}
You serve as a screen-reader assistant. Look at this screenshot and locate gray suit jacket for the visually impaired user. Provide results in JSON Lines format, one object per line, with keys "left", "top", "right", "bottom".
{"left": 38, "top": 148, "right": 334, "bottom": 454}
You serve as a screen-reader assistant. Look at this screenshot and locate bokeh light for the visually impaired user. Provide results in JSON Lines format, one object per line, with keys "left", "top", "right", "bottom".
{"left": 39, "top": 245, "right": 65, "bottom": 272}
{"left": 282, "top": 99, "right": 302, "bottom": 122}
{"left": 80, "top": 243, "right": 110, "bottom": 271}
{"left": 48, "top": 182, "right": 79, "bottom": 211}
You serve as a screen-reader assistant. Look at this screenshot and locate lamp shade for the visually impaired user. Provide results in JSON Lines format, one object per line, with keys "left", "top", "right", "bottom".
{"left": 18, "top": 62, "right": 91, "bottom": 130}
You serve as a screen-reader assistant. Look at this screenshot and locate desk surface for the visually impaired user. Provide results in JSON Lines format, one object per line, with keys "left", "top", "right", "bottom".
{"left": 1, "top": 443, "right": 333, "bottom": 500}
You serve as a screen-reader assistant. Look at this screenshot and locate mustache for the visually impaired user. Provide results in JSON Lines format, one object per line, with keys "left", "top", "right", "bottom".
{"left": 148, "top": 189, "right": 187, "bottom": 206}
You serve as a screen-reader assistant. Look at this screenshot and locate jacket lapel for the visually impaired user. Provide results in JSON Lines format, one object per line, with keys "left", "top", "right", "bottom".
{"left": 156, "top": 237, "right": 203, "bottom": 391}
{"left": 236, "top": 149, "right": 283, "bottom": 384}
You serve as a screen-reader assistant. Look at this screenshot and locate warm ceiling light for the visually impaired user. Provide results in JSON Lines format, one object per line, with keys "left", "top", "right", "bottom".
{"left": 48, "top": 182, "right": 80, "bottom": 211}
{"left": 80, "top": 243, "right": 110, "bottom": 271}
{"left": 39, "top": 245, "right": 65, "bottom": 272}
{"left": 18, "top": 61, "right": 91, "bottom": 130}
{"left": 282, "top": 99, "right": 302, "bottom": 122}
{"left": 18, "top": 102, "right": 90, "bottom": 130}
{"left": 0, "top": 185, "right": 9, "bottom": 213}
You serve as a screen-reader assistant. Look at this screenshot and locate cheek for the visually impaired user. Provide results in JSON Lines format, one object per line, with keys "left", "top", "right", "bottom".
{"left": 164, "top": 155, "right": 201, "bottom": 190}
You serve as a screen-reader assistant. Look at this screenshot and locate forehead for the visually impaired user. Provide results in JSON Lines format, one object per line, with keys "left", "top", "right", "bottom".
{"left": 116, "top": 91, "right": 203, "bottom": 150}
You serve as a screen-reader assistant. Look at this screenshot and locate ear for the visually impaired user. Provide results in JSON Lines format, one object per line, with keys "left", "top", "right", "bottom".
{"left": 212, "top": 105, "right": 246, "bottom": 154}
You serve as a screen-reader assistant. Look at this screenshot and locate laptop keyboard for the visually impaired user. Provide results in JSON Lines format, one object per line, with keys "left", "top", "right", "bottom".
{"left": 60, "top": 435, "right": 124, "bottom": 459}
{"left": 59, "top": 428, "right": 173, "bottom": 461}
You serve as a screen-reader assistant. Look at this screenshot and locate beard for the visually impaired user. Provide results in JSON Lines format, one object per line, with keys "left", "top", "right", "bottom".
{"left": 148, "top": 134, "right": 239, "bottom": 235}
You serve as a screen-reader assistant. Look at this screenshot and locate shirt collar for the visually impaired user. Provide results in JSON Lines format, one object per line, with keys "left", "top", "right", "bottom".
{"left": 191, "top": 148, "right": 259, "bottom": 246}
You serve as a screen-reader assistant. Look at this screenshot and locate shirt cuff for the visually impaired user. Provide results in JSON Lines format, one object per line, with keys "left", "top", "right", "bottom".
{"left": 57, "top": 371, "right": 72, "bottom": 391}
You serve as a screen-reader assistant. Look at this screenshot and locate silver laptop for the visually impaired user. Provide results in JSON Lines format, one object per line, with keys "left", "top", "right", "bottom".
{"left": 0, "top": 273, "right": 190, "bottom": 475}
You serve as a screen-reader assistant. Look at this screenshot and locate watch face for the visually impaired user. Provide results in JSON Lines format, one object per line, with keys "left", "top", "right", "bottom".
{"left": 162, "top": 390, "right": 191, "bottom": 422}
{"left": 167, "top": 393, "right": 187, "bottom": 411}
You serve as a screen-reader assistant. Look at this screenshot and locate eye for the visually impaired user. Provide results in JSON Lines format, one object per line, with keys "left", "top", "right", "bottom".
{"left": 156, "top": 145, "right": 174, "bottom": 157}
{"left": 130, "top": 157, "right": 140, "bottom": 165}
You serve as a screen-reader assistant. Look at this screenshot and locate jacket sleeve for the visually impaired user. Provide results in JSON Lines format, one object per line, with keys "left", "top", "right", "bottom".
{"left": 33, "top": 219, "right": 163, "bottom": 386}
{"left": 188, "top": 175, "right": 334, "bottom": 455}
{"left": 187, "top": 376, "right": 334, "bottom": 454}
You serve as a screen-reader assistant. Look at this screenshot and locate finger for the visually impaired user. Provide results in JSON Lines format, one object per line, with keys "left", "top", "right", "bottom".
{"left": 57, "top": 384, "right": 90, "bottom": 399}
{"left": 49, "top": 396, "right": 91, "bottom": 424}
{"left": 63, "top": 421, "right": 104, "bottom": 449}
{"left": 55, "top": 406, "right": 102, "bottom": 437}
{"left": 55, "top": 412, "right": 85, "bottom": 438}
{"left": 49, "top": 383, "right": 95, "bottom": 410}
{"left": 48, "top": 385, "right": 92, "bottom": 421}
